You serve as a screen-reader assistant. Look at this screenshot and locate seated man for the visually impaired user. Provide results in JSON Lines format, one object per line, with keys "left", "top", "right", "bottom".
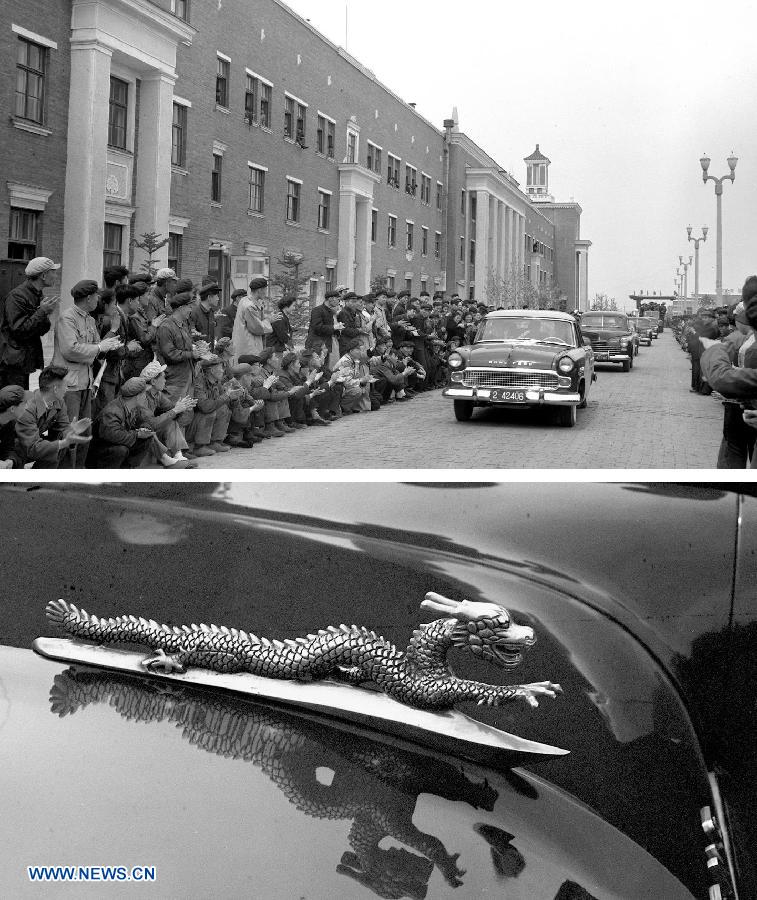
{"left": 222, "top": 362, "right": 266, "bottom": 447}
{"left": 397, "top": 341, "right": 427, "bottom": 395}
{"left": 185, "top": 355, "right": 242, "bottom": 456}
{"left": 300, "top": 347, "right": 342, "bottom": 423}
{"left": 334, "top": 339, "right": 374, "bottom": 414}
{"left": 89, "top": 377, "right": 175, "bottom": 469}
{"left": 369, "top": 343, "right": 414, "bottom": 404}
{"left": 277, "top": 351, "right": 312, "bottom": 428}
{"left": 140, "top": 360, "right": 197, "bottom": 466}
{"left": 0, "top": 385, "right": 26, "bottom": 468}
{"left": 14, "top": 366, "right": 91, "bottom": 468}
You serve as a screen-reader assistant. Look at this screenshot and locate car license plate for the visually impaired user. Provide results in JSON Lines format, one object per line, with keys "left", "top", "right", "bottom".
{"left": 490, "top": 389, "right": 526, "bottom": 403}
{"left": 597, "top": 352, "right": 609, "bottom": 361}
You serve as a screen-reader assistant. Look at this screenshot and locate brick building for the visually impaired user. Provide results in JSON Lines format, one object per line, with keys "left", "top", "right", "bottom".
{"left": 1, "top": 0, "right": 590, "bottom": 311}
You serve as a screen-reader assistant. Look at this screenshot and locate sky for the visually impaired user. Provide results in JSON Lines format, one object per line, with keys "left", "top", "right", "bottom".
{"left": 284, "top": 0, "right": 756, "bottom": 311}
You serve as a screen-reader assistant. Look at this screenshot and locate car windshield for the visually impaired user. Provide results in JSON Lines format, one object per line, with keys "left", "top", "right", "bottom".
{"left": 475, "top": 317, "right": 576, "bottom": 346}
{"left": 582, "top": 314, "right": 628, "bottom": 329}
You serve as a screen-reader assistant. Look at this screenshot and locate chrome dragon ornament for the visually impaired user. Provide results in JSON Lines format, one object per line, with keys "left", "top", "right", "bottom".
{"left": 45, "top": 592, "right": 562, "bottom": 712}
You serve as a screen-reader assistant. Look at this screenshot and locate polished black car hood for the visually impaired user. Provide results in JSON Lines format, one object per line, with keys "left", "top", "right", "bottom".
{"left": 465, "top": 342, "right": 563, "bottom": 366}
{"left": 580, "top": 327, "right": 631, "bottom": 341}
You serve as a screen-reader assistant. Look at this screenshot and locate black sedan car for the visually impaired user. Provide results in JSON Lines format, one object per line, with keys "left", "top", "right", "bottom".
{"left": 443, "top": 310, "right": 595, "bottom": 428}
{"left": 580, "top": 312, "right": 636, "bottom": 371}
{"left": 1, "top": 483, "right": 753, "bottom": 900}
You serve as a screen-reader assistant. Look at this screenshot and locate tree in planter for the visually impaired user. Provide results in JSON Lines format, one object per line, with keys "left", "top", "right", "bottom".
{"left": 130, "top": 231, "right": 170, "bottom": 278}
{"left": 269, "top": 249, "right": 315, "bottom": 344}
{"left": 590, "top": 293, "right": 618, "bottom": 311}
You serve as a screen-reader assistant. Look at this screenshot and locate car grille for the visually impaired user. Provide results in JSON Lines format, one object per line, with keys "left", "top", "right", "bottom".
{"left": 592, "top": 341, "right": 622, "bottom": 352}
{"left": 462, "top": 369, "right": 559, "bottom": 390}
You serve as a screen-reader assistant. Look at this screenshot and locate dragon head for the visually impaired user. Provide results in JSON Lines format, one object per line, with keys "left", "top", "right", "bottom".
{"left": 421, "top": 593, "right": 535, "bottom": 670}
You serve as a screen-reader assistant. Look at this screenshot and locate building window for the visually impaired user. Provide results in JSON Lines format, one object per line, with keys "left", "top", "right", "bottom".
{"left": 371, "top": 209, "right": 378, "bottom": 243}
{"left": 8, "top": 207, "right": 39, "bottom": 260}
{"left": 286, "top": 179, "right": 301, "bottom": 223}
{"left": 216, "top": 56, "right": 230, "bottom": 107}
{"left": 436, "top": 182, "right": 443, "bottom": 211}
{"left": 459, "top": 236, "right": 464, "bottom": 262}
{"left": 421, "top": 226, "right": 428, "bottom": 256}
{"left": 171, "top": 0, "right": 189, "bottom": 20}
{"left": 346, "top": 131, "right": 357, "bottom": 164}
{"left": 168, "top": 232, "right": 182, "bottom": 276}
{"left": 108, "top": 77, "right": 128, "bottom": 149}
{"left": 469, "top": 239, "right": 476, "bottom": 265}
{"left": 15, "top": 38, "right": 46, "bottom": 124}
{"left": 461, "top": 190, "right": 466, "bottom": 216}
{"left": 316, "top": 116, "right": 325, "bottom": 154}
{"left": 244, "top": 74, "right": 258, "bottom": 123}
{"left": 405, "top": 165, "right": 417, "bottom": 196}
{"left": 388, "top": 215, "right": 397, "bottom": 248}
{"left": 284, "top": 96, "right": 294, "bottom": 138}
{"left": 260, "top": 82, "right": 271, "bottom": 128}
{"left": 406, "top": 222, "right": 414, "bottom": 252}
{"left": 325, "top": 266, "right": 335, "bottom": 294}
{"left": 103, "top": 223, "right": 123, "bottom": 269}
{"left": 367, "top": 142, "right": 382, "bottom": 174}
{"left": 211, "top": 153, "right": 222, "bottom": 202}
{"left": 387, "top": 275, "right": 395, "bottom": 291}
{"left": 248, "top": 165, "right": 265, "bottom": 213}
{"left": 405, "top": 277, "right": 412, "bottom": 293}
{"left": 387, "top": 154, "right": 400, "bottom": 189}
{"left": 296, "top": 103, "right": 307, "bottom": 143}
{"left": 434, "top": 232, "right": 441, "bottom": 259}
{"left": 317, "top": 190, "right": 330, "bottom": 230}
{"left": 420, "top": 174, "right": 431, "bottom": 205}
{"left": 171, "top": 103, "right": 187, "bottom": 167}
{"left": 421, "top": 277, "right": 428, "bottom": 294}
{"left": 327, "top": 121, "right": 335, "bottom": 158}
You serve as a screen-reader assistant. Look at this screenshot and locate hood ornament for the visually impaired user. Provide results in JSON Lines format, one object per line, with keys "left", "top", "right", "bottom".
{"left": 34, "top": 592, "right": 567, "bottom": 762}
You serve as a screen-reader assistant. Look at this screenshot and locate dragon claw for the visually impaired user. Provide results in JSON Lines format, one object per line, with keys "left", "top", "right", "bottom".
{"left": 141, "top": 649, "right": 186, "bottom": 675}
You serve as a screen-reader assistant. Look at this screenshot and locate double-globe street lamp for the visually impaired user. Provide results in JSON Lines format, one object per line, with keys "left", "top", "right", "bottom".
{"left": 687, "top": 226, "right": 708, "bottom": 306}
{"left": 700, "top": 153, "right": 738, "bottom": 306}
{"left": 678, "top": 255, "right": 693, "bottom": 299}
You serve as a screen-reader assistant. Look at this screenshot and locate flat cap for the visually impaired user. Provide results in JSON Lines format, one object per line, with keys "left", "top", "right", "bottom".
{"left": 281, "top": 351, "right": 298, "bottom": 368}
{"left": 140, "top": 361, "right": 167, "bottom": 381}
{"left": 155, "top": 268, "right": 177, "bottom": 281}
{"left": 237, "top": 353, "right": 264, "bottom": 365}
{"left": 25, "top": 257, "right": 60, "bottom": 277}
{"left": 231, "top": 363, "right": 253, "bottom": 377}
{"left": 169, "top": 291, "right": 193, "bottom": 309}
{"left": 199, "top": 282, "right": 221, "bottom": 297}
{"left": 249, "top": 277, "right": 268, "bottom": 291}
{"left": 0, "top": 384, "right": 25, "bottom": 411}
{"left": 71, "top": 280, "right": 100, "bottom": 300}
{"left": 199, "top": 355, "right": 223, "bottom": 369}
{"left": 120, "top": 377, "right": 148, "bottom": 398}
{"left": 175, "top": 278, "right": 194, "bottom": 294}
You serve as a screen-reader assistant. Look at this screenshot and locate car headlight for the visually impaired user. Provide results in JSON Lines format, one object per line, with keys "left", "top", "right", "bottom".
{"left": 620, "top": 337, "right": 629, "bottom": 347}
{"left": 557, "top": 356, "right": 575, "bottom": 374}
{"left": 448, "top": 353, "right": 464, "bottom": 370}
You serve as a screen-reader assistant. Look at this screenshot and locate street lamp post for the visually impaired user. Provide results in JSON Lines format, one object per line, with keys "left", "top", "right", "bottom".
{"left": 687, "top": 226, "right": 708, "bottom": 306}
{"left": 678, "top": 255, "right": 693, "bottom": 299}
{"left": 700, "top": 153, "right": 738, "bottom": 306}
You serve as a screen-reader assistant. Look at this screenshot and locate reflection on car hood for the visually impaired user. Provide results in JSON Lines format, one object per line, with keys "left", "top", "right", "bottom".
{"left": 467, "top": 343, "right": 563, "bottom": 366}
{"left": 0, "top": 646, "right": 695, "bottom": 900}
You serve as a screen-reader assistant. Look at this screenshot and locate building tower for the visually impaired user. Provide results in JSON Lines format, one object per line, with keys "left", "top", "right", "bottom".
{"left": 524, "top": 145, "right": 554, "bottom": 203}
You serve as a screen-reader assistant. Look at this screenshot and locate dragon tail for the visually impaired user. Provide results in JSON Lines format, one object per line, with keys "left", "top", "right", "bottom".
{"left": 46, "top": 599, "right": 186, "bottom": 652}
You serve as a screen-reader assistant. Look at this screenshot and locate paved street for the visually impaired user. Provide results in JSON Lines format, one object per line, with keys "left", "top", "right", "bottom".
{"left": 195, "top": 331, "right": 724, "bottom": 469}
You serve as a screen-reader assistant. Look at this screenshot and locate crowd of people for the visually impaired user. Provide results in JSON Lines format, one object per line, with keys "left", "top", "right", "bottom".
{"left": 0, "top": 255, "right": 499, "bottom": 469}
{"left": 676, "top": 277, "right": 757, "bottom": 469}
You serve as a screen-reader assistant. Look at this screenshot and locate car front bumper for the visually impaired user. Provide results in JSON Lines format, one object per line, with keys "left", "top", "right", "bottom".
{"left": 443, "top": 387, "right": 581, "bottom": 406}
{"left": 592, "top": 350, "right": 631, "bottom": 363}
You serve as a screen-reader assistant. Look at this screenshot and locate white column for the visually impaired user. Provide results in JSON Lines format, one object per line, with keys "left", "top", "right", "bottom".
{"left": 506, "top": 207, "right": 514, "bottom": 279}
{"left": 337, "top": 189, "right": 357, "bottom": 291}
{"left": 474, "top": 190, "right": 490, "bottom": 302}
{"left": 61, "top": 39, "right": 112, "bottom": 306}
{"left": 487, "top": 194, "right": 498, "bottom": 303}
{"left": 496, "top": 201, "right": 505, "bottom": 285}
{"left": 133, "top": 73, "right": 176, "bottom": 272}
{"left": 462, "top": 190, "right": 470, "bottom": 291}
{"left": 517, "top": 215, "right": 525, "bottom": 279}
{"left": 354, "top": 198, "right": 372, "bottom": 294}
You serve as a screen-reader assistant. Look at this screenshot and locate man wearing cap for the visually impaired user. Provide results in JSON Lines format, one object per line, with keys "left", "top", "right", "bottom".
{"left": 336, "top": 293, "right": 364, "bottom": 357}
{"left": 233, "top": 277, "right": 272, "bottom": 360}
{"left": 307, "top": 291, "right": 344, "bottom": 368}
{"left": 89, "top": 377, "right": 176, "bottom": 468}
{"left": 237, "top": 352, "right": 279, "bottom": 439}
{"left": 687, "top": 308, "right": 719, "bottom": 394}
{"left": 372, "top": 291, "right": 392, "bottom": 343}
{"left": 127, "top": 278, "right": 166, "bottom": 372}
{"left": 184, "top": 355, "right": 241, "bottom": 456}
{"left": 140, "top": 360, "right": 197, "bottom": 465}
{"left": 144, "top": 268, "right": 178, "bottom": 322}
{"left": 14, "top": 365, "right": 92, "bottom": 468}
{"left": 0, "top": 385, "right": 25, "bottom": 468}
{"left": 114, "top": 284, "right": 148, "bottom": 380}
{"left": 258, "top": 347, "right": 297, "bottom": 435}
{"left": 222, "top": 361, "right": 265, "bottom": 446}
{"left": 219, "top": 289, "right": 246, "bottom": 342}
{"left": 0, "top": 257, "right": 61, "bottom": 389}
{"left": 51, "top": 279, "right": 122, "bottom": 467}
{"left": 190, "top": 283, "right": 221, "bottom": 349}
{"left": 103, "top": 265, "right": 129, "bottom": 291}
{"left": 277, "top": 351, "right": 317, "bottom": 428}
{"left": 334, "top": 339, "right": 373, "bottom": 414}
{"left": 267, "top": 296, "right": 297, "bottom": 355}
{"left": 157, "top": 289, "right": 203, "bottom": 411}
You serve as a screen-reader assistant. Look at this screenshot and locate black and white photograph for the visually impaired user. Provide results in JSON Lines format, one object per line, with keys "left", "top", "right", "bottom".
{"left": 2, "top": 481, "right": 755, "bottom": 898}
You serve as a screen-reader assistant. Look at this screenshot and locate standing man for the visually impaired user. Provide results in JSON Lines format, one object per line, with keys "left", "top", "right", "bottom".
{"left": 157, "top": 290, "right": 203, "bottom": 446}
{"left": 232, "top": 277, "right": 272, "bottom": 360}
{"left": 218, "top": 288, "right": 246, "bottom": 342}
{"left": 337, "top": 293, "right": 363, "bottom": 356}
{"left": 144, "top": 268, "right": 178, "bottom": 322}
{"left": 267, "top": 295, "right": 297, "bottom": 355}
{"left": 0, "top": 257, "right": 60, "bottom": 389}
{"left": 307, "top": 291, "right": 344, "bottom": 368}
{"left": 52, "top": 279, "right": 122, "bottom": 467}
{"left": 190, "top": 282, "right": 221, "bottom": 350}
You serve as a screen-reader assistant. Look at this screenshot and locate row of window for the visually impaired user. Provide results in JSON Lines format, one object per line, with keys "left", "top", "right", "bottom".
{"left": 383, "top": 216, "right": 441, "bottom": 257}
{"left": 215, "top": 54, "right": 443, "bottom": 206}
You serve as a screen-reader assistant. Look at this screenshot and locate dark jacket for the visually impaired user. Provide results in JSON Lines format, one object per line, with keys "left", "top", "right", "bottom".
{"left": 97, "top": 397, "right": 150, "bottom": 448}
{"left": 14, "top": 390, "right": 69, "bottom": 463}
{"left": 307, "top": 303, "right": 337, "bottom": 350}
{"left": 189, "top": 301, "right": 217, "bottom": 348}
{"left": 217, "top": 302, "right": 239, "bottom": 342}
{"left": 156, "top": 315, "right": 195, "bottom": 395}
{"left": 267, "top": 310, "right": 293, "bottom": 353}
{"left": 702, "top": 342, "right": 757, "bottom": 398}
{"left": 125, "top": 309, "right": 158, "bottom": 379}
{"left": 0, "top": 280, "right": 52, "bottom": 373}
{"left": 337, "top": 307, "right": 362, "bottom": 356}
